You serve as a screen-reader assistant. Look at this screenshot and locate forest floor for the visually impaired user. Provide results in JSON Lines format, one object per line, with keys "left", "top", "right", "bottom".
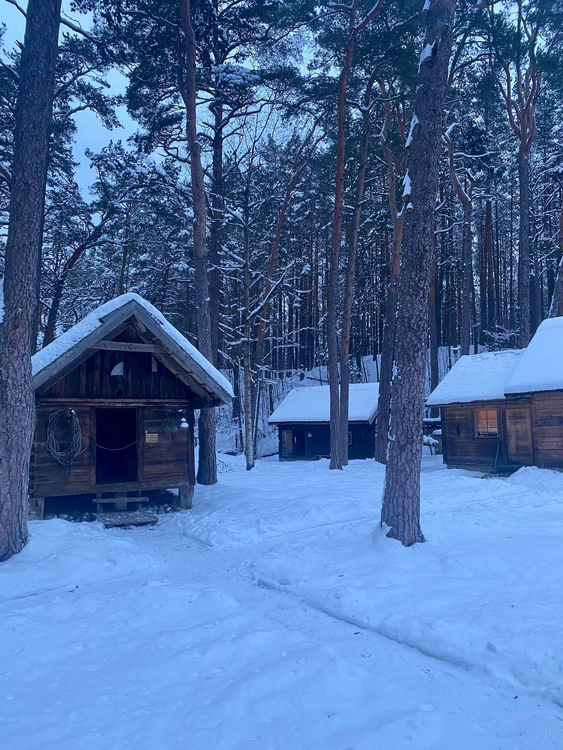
{"left": 1, "top": 455, "right": 563, "bottom": 749}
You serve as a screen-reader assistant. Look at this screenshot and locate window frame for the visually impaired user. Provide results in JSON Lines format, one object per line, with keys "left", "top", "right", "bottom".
{"left": 474, "top": 408, "right": 499, "bottom": 439}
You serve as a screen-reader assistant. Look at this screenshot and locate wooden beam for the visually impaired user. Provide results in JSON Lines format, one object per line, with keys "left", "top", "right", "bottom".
{"left": 92, "top": 340, "right": 164, "bottom": 353}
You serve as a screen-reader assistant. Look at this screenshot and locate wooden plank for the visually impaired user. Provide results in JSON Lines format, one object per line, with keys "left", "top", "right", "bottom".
{"left": 34, "top": 300, "right": 140, "bottom": 391}
{"left": 505, "top": 407, "right": 534, "bottom": 465}
{"left": 133, "top": 305, "right": 231, "bottom": 405}
{"left": 92, "top": 496, "right": 149, "bottom": 512}
{"left": 92, "top": 340, "right": 164, "bottom": 353}
{"left": 94, "top": 511, "right": 158, "bottom": 529}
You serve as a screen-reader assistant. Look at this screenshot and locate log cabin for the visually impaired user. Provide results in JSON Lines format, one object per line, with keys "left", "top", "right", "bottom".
{"left": 427, "top": 316, "right": 563, "bottom": 472}
{"left": 268, "top": 383, "right": 379, "bottom": 461}
{"left": 29, "top": 294, "right": 233, "bottom": 520}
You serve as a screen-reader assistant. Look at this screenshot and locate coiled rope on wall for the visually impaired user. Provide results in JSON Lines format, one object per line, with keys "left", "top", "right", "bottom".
{"left": 46, "top": 409, "right": 87, "bottom": 468}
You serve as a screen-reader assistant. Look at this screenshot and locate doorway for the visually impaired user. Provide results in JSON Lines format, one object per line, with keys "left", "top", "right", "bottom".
{"left": 293, "top": 429, "right": 306, "bottom": 457}
{"left": 96, "top": 408, "right": 138, "bottom": 484}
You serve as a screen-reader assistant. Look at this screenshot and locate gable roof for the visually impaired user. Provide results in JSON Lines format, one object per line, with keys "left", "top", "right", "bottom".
{"left": 505, "top": 316, "right": 563, "bottom": 395}
{"left": 268, "top": 383, "right": 379, "bottom": 425}
{"left": 32, "top": 293, "right": 233, "bottom": 405}
{"left": 426, "top": 350, "right": 522, "bottom": 406}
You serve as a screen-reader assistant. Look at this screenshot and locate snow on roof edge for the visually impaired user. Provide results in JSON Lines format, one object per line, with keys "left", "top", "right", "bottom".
{"left": 269, "top": 383, "right": 379, "bottom": 424}
{"left": 32, "top": 293, "right": 233, "bottom": 400}
{"left": 426, "top": 350, "right": 522, "bottom": 406}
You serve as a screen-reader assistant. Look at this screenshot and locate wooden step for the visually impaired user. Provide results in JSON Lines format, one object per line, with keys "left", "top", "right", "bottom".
{"left": 92, "top": 496, "right": 150, "bottom": 511}
{"left": 94, "top": 511, "right": 158, "bottom": 529}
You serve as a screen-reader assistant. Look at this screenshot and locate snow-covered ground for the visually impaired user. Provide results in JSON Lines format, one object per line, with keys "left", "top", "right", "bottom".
{"left": 1, "top": 456, "right": 562, "bottom": 748}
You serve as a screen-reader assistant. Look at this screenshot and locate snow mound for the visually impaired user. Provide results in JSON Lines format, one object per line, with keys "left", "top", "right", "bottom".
{"left": 0, "top": 519, "right": 157, "bottom": 603}
{"left": 251, "top": 459, "right": 563, "bottom": 706}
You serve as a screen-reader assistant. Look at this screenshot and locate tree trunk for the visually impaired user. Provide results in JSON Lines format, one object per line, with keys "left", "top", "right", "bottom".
{"left": 549, "top": 198, "right": 563, "bottom": 318}
{"left": 429, "top": 252, "right": 440, "bottom": 418}
{"left": 327, "top": 44, "right": 353, "bottom": 471}
{"left": 43, "top": 276, "right": 64, "bottom": 347}
{"left": 209, "top": 103, "right": 224, "bottom": 366}
{"left": 374, "top": 201, "right": 403, "bottom": 463}
{"left": 380, "top": 0, "right": 456, "bottom": 546}
{"left": 340, "top": 107, "right": 370, "bottom": 466}
{"left": 0, "top": 0, "right": 62, "bottom": 561}
{"left": 179, "top": 0, "right": 217, "bottom": 485}
{"left": 485, "top": 199, "right": 495, "bottom": 336}
{"left": 460, "top": 200, "right": 473, "bottom": 355}
{"left": 518, "top": 145, "right": 531, "bottom": 347}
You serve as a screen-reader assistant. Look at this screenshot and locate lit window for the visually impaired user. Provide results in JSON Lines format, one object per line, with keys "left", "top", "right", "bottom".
{"left": 475, "top": 409, "right": 498, "bottom": 437}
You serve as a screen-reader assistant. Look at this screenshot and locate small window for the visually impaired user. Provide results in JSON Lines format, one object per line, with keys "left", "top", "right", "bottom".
{"left": 475, "top": 409, "right": 498, "bottom": 437}
{"left": 348, "top": 430, "right": 353, "bottom": 445}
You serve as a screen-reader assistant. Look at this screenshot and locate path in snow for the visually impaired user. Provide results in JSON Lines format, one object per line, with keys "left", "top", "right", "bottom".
{"left": 1, "top": 455, "right": 562, "bottom": 749}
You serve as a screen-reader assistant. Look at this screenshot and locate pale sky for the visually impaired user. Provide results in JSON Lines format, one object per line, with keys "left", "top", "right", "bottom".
{"left": 2, "top": 0, "right": 136, "bottom": 196}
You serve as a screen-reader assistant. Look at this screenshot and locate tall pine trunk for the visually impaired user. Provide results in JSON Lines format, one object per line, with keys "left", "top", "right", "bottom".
{"left": 327, "top": 42, "right": 352, "bottom": 471}
{"left": 179, "top": 0, "right": 217, "bottom": 485}
{"left": 380, "top": 0, "right": 456, "bottom": 546}
{"left": 374, "top": 216, "right": 403, "bottom": 464}
{"left": 549, "top": 197, "right": 563, "bottom": 318}
{"left": 0, "top": 0, "right": 62, "bottom": 561}
{"left": 460, "top": 200, "right": 473, "bottom": 354}
{"left": 518, "top": 145, "right": 531, "bottom": 347}
{"left": 327, "top": 0, "right": 384, "bottom": 469}
{"left": 339, "top": 106, "right": 370, "bottom": 466}
{"left": 209, "top": 103, "right": 224, "bottom": 365}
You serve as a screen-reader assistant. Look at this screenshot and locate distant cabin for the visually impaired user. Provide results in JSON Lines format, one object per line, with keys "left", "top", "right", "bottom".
{"left": 29, "top": 294, "right": 233, "bottom": 520}
{"left": 427, "top": 316, "right": 563, "bottom": 472}
{"left": 268, "top": 383, "right": 379, "bottom": 461}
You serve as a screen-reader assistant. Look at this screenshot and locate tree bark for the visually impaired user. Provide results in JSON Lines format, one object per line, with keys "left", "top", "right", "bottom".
{"left": 178, "top": 0, "right": 217, "bottom": 485}
{"left": 380, "top": 0, "right": 456, "bottom": 546}
{"left": 485, "top": 199, "right": 495, "bottom": 337}
{"left": 549, "top": 197, "right": 563, "bottom": 318}
{"left": 374, "top": 77, "right": 407, "bottom": 465}
{"left": 0, "top": 0, "right": 62, "bottom": 561}
{"left": 445, "top": 133, "right": 474, "bottom": 355}
{"left": 340, "top": 105, "right": 370, "bottom": 466}
{"left": 375, "top": 212, "right": 403, "bottom": 464}
{"left": 43, "top": 276, "right": 64, "bottom": 347}
{"left": 327, "top": 32, "right": 353, "bottom": 471}
{"left": 517, "top": 146, "right": 531, "bottom": 347}
{"left": 429, "top": 251, "right": 440, "bottom": 418}
{"left": 209, "top": 102, "right": 224, "bottom": 366}
{"left": 327, "top": 0, "right": 384, "bottom": 470}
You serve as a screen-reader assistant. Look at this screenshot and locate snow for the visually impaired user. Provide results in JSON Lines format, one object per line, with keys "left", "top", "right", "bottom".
{"left": 268, "top": 383, "right": 379, "bottom": 424}
{"left": 419, "top": 42, "right": 435, "bottom": 69}
{"left": 2, "top": 456, "right": 563, "bottom": 748}
{"left": 505, "top": 316, "right": 563, "bottom": 394}
{"left": 402, "top": 170, "right": 412, "bottom": 199}
{"left": 31, "top": 292, "right": 233, "bottom": 399}
{"left": 427, "top": 350, "right": 522, "bottom": 406}
{"left": 406, "top": 114, "right": 419, "bottom": 147}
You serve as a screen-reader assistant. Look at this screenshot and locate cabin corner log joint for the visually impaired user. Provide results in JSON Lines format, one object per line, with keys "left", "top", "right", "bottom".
{"left": 29, "top": 294, "right": 233, "bottom": 519}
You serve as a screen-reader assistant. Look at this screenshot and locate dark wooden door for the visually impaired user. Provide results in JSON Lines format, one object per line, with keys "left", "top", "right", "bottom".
{"left": 293, "top": 429, "right": 306, "bottom": 457}
{"left": 281, "top": 429, "right": 293, "bottom": 458}
{"left": 506, "top": 407, "right": 534, "bottom": 465}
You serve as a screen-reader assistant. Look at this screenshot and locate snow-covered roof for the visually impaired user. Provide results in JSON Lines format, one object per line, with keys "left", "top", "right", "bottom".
{"left": 505, "top": 316, "right": 563, "bottom": 395}
{"left": 268, "top": 383, "right": 379, "bottom": 424}
{"left": 32, "top": 293, "right": 233, "bottom": 404}
{"left": 426, "top": 350, "right": 522, "bottom": 406}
